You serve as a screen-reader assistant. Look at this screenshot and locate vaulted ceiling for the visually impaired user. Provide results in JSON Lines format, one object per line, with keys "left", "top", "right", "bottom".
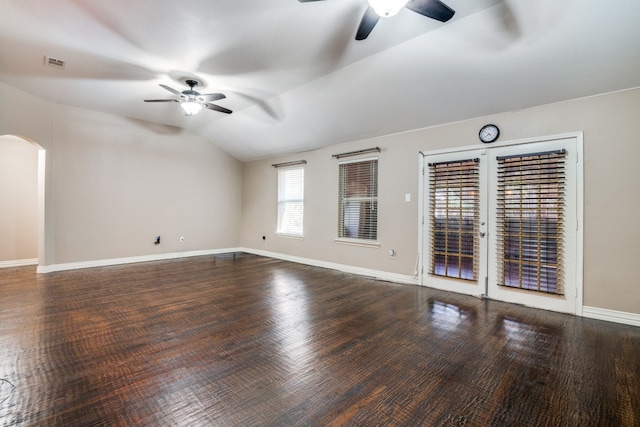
{"left": 2, "top": 0, "right": 639, "bottom": 161}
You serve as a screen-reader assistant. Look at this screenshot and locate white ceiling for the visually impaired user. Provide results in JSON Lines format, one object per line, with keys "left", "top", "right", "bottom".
{"left": 1, "top": 0, "right": 639, "bottom": 161}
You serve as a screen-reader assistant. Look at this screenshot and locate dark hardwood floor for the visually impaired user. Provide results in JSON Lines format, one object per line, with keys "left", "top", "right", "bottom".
{"left": 1, "top": 253, "right": 639, "bottom": 426}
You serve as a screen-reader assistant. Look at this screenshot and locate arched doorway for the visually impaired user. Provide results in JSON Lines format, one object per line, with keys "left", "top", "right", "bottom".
{"left": 0, "top": 135, "right": 46, "bottom": 269}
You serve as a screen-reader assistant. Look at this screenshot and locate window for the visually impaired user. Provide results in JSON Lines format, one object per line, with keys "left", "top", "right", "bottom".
{"left": 338, "top": 158, "right": 378, "bottom": 240}
{"left": 277, "top": 167, "right": 304, "bottom": 236}
{"left": 496, "top": 149, "right": 566, "bottom": 295}
{"left": 428, "top": 159, "right": 480, "bottom": 280}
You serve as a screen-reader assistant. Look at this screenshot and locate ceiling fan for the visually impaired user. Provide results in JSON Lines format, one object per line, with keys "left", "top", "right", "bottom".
{"left": 144, "top": 79, "right": 232, "bottom": 116}
{"left": 299, "top": 0, "right": 455, "bottom": 40}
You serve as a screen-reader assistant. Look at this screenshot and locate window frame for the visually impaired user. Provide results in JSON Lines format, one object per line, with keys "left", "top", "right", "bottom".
{"left": 276, "top": 166, "right": 305, "bottom": 238}
{"left": 336, "top": 157, "right": 379, "bottom": 246}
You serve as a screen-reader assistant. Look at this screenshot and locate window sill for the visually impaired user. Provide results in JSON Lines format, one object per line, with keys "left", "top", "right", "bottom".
{"left": 275, "top": 233, "right": 304, "bottom": 240}
{"left": 334, "top": 238, "right": 380, "bottom": 248}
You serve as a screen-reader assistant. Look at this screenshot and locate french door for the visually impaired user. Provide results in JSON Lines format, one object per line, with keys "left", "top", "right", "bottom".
{"left": 420, "top": 135, "right": 582, "bottom": 314}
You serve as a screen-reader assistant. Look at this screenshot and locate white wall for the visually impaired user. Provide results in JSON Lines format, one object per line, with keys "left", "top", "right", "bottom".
{"left": 0, "top": 82, "right": 243, "bottom": 266}
{"left": 241, "top": 88, "right": 640, "bottom": 315}
{"left": 0, "top": 136, "right": 38, "bottom": 262}
{"left": 51, "top": 105, "right": 243, "bottom": 263}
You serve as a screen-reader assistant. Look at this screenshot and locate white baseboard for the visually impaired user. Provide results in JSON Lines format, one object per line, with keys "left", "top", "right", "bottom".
{"left": 582, "top": 306, "right": 640, "bottom": 327}
{"left": 242, "top": 250, "right": 639, "bottom": 328}
{"left": 36, "top": 248, "right": 243, "bottom": 274}
{"left": 240, "top": 247, "right": 419, "bottom": 286}
{"left": 33, "top": 249, "right": 640, "bottom": 329}
{"left": 36, "top": 247, "right": 418, "bottom": 286}
{"left": 0, "top": 258, "right": 38, "bottom": 269}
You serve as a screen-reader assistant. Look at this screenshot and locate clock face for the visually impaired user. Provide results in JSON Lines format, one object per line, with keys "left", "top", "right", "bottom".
{"left": 479, "top": 124, "right": 500, "bottom": 143}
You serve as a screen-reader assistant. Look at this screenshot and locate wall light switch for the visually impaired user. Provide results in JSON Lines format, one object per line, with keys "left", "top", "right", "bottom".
{"left": 405, "top": 193, "right": 411, "bottom": 203}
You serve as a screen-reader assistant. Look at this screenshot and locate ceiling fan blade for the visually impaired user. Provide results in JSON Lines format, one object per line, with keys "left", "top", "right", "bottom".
{"left": 200, "top": 93, "right": 226, "bottom": 102}
{"left": 144, "top": 99, "right": 179, "bottom": 102}
{"left": 159, "top": 84, "right": 182, "bottom": 97}
{"left": 355, "top": 7, "right": 380, "bottom": 40}
{"left": 405, "top": 0, "right": 455, "bottom": 22}
{"left": 205, "top": 103, "right": 233, "bottom": 114}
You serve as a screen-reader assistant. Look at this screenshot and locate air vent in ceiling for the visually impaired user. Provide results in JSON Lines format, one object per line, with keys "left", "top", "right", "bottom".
{"left": 44, "top": 56, "right": 66, "bottom": 70}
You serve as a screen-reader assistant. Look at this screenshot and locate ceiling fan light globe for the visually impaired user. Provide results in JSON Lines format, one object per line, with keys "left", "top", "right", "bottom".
{"left": 368, "top": 0, "right": 408, "bottom": 17}
{"left": 181, "top": 100, "right": 203, "bottom": 116}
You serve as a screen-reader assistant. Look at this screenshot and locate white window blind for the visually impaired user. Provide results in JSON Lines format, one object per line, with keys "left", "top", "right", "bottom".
{"left": 428, "top": 159, "right": 480, "bottom": 280}
{"left": 338, "top": 158, "right": 378, "bottom": 240}
{"left": 277, "top": 167, "right": 304, "bottom": 236}
{"left": 496, "top": 149, "right": 566, "bottom": 295}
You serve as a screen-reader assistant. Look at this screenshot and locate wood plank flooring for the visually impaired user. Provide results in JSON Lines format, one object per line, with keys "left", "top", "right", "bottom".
{"left": 1, "top": 253, "right": 639, "bottom": 426}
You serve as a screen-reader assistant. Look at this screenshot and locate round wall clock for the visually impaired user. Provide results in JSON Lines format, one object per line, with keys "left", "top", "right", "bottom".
{"left": 479, "top": 124, "right": 500, "bottom": 143}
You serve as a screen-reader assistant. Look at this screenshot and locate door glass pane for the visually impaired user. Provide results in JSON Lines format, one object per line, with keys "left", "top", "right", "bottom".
{"left": 496, "top": 150, "right": 566, "bottom": 295}
{"left": 429, "top": 159, "right": 479, "bottom": 281}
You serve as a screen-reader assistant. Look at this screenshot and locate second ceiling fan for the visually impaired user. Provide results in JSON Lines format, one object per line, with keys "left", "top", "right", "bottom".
{"left": 144, "top": 79, "right": 232, "bottom": 116}
{"left": 299, "top": 0, "right": 455, "bottom": 40}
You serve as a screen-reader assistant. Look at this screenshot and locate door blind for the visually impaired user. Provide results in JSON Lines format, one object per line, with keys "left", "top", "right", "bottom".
{"left": 428, "top": 159, "right": 480, "bottom": 280}
{"left": 338, "top": 158, "right": 378, "bottom": 240}
{"left": 496, "top": 149, "right": 566, "bottom": 294}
